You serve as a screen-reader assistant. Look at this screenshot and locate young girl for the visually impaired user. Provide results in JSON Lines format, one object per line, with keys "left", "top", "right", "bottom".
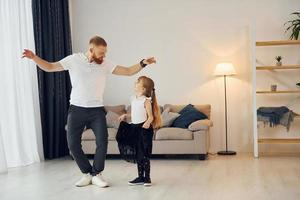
{"left": 116, "top": 76, "right": 162, "bottom": 186}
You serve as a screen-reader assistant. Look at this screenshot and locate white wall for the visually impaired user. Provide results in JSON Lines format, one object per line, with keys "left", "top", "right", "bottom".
{"left": 70, "top": 0, "right": 300, "bottom": 153}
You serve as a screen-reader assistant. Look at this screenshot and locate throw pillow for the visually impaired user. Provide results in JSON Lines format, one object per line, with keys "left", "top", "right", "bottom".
{"left": 161, "top": 107, "right": 181, "bottom": 127}
{"left": 172, "top": 104, "right": 207, "bottom": 128}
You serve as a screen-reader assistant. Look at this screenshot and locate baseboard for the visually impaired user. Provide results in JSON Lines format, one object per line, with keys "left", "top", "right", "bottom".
{"left": 79, "top": 154, "right": 208, "bottom": 160}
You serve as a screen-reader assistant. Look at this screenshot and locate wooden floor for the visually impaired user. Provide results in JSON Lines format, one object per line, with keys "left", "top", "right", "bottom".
{"left": 0, "top": 154, "right": 300, "bottom": 200}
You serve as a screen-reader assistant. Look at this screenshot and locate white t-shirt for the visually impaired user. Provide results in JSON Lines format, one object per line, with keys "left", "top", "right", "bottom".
{"left": 59, "top": 53, "right": 117, "bottom": 107}
{"left": 131, "top": 95, "right": 151, "bottom": 124}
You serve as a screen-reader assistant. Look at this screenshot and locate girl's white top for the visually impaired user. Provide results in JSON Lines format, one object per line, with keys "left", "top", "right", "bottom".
{"left": 130, "top": 95, "right": 151, "bottom": 124}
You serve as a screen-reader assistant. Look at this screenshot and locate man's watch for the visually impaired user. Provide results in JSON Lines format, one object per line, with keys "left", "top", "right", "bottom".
{"left": 140, "top": 59, "right": 147, "bottom": 68}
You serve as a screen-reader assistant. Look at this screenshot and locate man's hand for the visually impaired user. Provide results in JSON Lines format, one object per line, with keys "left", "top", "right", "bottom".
{"left": 21, "top": 49, "right": 64, "bottom": 72}
{"left": 22, "top": 49, "right": 35, "bottom": 59}
{"left": 143, "top": 57, "right": 156, "bottom": 65}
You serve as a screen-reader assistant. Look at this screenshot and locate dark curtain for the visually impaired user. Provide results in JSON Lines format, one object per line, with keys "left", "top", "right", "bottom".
{"left": 32, "top": 0, "right": 72, "bottom": 159}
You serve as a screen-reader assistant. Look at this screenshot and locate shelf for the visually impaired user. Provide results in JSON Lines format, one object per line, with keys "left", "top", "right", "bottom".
{"left": 256, "top": 40, "right": 300, "bottom": 46}
{"left": 258, "top": 138, "right": 300, "bottom": 144}
{"left": 256, "top": 90, "right": 300, "bottom": 94}
{"left": 256, "top": 65, "right": 300, "bottom": 70}
{"left": 253, "top": 38, "right": 300, "bottom": 158}
{"left": 257, "top": 115, "right": 300, "bottom": 120}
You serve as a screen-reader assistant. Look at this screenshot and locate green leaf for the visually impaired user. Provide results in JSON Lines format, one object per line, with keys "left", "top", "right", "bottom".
{"left": 285, "top": 24, "right": 295, "bottom": 33}
{"left": 284, "top": 21, "right": 293, "bottom": 26}
{"left": 292, "top": 24, "right": 300, "bottom": 32}
{"left": 294, "top": 26, "right": 300, "bottom": 39}
{"left": 291, "top": 31, "right": 297, "bottom": 40}
{"left": 294, "top": 31, "right": 299, "bottom": 40}
{"left": 292, "top": 20, "right": 300, "bottom": 25}
{"left": 290, "top": 25, "right": 300, "bottom": 40}
{"left": 291, "top": 12, "right": 300, "bottom": 17}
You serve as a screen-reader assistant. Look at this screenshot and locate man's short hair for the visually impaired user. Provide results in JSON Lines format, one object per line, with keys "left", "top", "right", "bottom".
{"left": 89, "top": 36, "right": 107, "bottom": 47}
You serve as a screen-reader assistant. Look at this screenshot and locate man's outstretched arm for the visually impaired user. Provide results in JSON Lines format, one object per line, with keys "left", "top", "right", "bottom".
{"left": 22, "top": 49, "right": 64, "bottom": 72}
{"left": 112, "top": 57, "right": 156, "bottom": 76}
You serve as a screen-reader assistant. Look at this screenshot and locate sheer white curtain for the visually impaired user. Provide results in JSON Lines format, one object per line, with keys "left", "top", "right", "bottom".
{"left": 0, "top": 125, "right": 7, "bottom": 173}
{"left": 0, "top": 0, "right": 44, "bottom": 170}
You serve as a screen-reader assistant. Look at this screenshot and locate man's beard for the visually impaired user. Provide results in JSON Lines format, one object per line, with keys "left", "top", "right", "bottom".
{"left": 91, "top": 55, "right": 103, "bottom": 64}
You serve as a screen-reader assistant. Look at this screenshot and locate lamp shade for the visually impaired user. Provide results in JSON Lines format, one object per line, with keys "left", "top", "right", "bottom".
{"left": 214, "top": 62, "right": 236, "bottom": 76}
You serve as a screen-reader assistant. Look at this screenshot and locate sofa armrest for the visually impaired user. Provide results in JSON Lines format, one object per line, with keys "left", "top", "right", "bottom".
{"left": 188, "top": 119, "right": 213, "bottom": 132}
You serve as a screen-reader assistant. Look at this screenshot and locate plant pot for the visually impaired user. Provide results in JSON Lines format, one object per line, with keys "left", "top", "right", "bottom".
{"left": 271, "top": 85, "right": 277, "bottom": 91}
{"left": 276, "top": 61, "right": 282, "bottom": 66}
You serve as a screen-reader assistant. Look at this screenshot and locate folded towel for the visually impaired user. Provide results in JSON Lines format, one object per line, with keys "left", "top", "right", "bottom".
{"left": 257, "top": 106, "right": 289, "bottom": 126}
{"left": 257, "top": 110, "right": 296, "bottom": 131}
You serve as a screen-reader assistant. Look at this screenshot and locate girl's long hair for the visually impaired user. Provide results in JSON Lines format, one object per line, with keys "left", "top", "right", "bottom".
{"left": 138, "top": 76, "right": 162, "bottom": 129}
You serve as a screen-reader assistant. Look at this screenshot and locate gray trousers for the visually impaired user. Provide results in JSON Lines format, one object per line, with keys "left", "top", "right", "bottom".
{"left": 67, "top": 105, "right": 108, "bottom": 175}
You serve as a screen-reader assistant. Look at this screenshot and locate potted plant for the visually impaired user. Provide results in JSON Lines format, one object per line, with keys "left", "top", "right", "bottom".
{"left": 271, "top": 84, "right": 277, "bottom": 92}
{"left": 284, "top": 12, "right": 300, "bottom": 40}
{"left": 275, "top": 56, "right": 282, "bottom": 66}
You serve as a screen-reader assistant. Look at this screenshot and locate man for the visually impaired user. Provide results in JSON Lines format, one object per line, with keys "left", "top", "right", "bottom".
{"left": 22, "top": 36, "right": 156, "bottom": 188}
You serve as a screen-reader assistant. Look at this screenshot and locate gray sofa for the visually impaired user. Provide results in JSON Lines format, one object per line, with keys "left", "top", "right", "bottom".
{"left": 80, "top": 104, "right": 213, "bottom": 160}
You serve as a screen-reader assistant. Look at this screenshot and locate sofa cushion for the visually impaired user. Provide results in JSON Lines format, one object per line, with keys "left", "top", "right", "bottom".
{"left": 82, "top": 128, "right": 117, "bottom": 141}
{"left": 155, "top": 127, "right": 193, "bottom": 140}
{"left": 164, "top": 104, "right": 211, "bottom": 119}
{"left": 104, "top": 105, "right": 126, "bottom": 115}
{"left": 161, "top": 107, "right": 181, "bottom": 127}
{"left": 172, "top": 104, "right": 208, "bottom": 128}
{"left": 106, "top": 111, "right": 121, "bottom": 129}
{"left": 178, "top": 104, "right": 195, "bottom": 115}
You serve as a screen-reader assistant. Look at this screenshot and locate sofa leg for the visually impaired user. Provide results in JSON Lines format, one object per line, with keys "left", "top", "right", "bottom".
{"left": 198, "top": 154, "right": 207, "bottom": 160}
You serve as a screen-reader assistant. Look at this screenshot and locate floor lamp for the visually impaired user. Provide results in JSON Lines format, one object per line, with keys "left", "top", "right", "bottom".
{"left": 214, "top": 62, "right": 237, "bottom": 155}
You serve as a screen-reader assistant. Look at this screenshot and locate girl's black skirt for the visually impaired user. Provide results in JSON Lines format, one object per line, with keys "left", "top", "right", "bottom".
{"left": 116, "top": 121, "right": 154, "bottom": 163}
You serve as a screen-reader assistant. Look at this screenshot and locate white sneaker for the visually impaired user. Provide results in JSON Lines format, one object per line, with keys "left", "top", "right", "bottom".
{"left": 75, "top": 173, "right": 92, "bottom": 187}
{"left": 92, "top": 173, "right": 109, "bottom": 188}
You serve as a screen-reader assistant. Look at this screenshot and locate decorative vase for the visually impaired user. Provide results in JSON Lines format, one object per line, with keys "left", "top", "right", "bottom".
{"left": 276, "top": 61, "right": 282, "bottom": 66}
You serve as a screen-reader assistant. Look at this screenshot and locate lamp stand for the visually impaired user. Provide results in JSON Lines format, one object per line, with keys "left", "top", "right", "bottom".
{"left": 218, "top": 75, "right": 236, "bottom": 155}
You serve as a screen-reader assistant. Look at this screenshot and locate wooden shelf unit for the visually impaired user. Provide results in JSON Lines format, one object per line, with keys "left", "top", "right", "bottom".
{"left": 252, "top": 40, "right": 300, "bottom": 157}
{"left": 256, "top": 65, "right": 300, "bottom": 70}
{"left": 258, "top": 138, "right": 300, "bottom": 144}
{"left": 256, "top": 40, "right": 300, "bottom": 46}
{"left": 256, "top": 90, "right": 300, "bottom": 94}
